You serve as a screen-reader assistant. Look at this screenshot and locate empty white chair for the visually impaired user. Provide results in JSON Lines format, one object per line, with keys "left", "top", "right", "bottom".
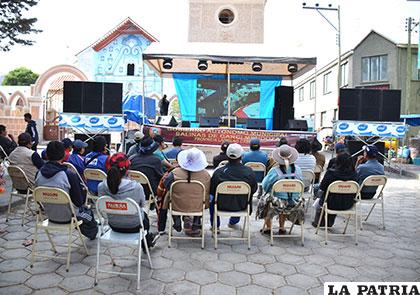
{"left": 83, "top": 168, "right": 107, "bottom": 203}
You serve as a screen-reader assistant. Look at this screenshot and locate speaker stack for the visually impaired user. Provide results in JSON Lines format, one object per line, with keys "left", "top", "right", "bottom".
{"left": 273, "top": 86, "right": 294, "bottom": 130}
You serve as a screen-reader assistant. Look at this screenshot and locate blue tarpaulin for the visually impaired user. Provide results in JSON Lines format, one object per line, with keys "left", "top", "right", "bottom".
{"left": 123, "top": 95, "right": 156, "bottom": 124}
{"left": 401, "top": 114, "right": 420, "bottom": 127}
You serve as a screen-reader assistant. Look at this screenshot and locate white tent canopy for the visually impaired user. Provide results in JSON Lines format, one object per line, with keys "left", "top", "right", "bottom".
{"left": 142, "top": 42, "right": 316, "bottom": 78}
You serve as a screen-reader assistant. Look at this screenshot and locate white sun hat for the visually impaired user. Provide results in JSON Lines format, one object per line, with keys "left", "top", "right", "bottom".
{"left": 177, "top": 147, "right": 208, "bottom": 172}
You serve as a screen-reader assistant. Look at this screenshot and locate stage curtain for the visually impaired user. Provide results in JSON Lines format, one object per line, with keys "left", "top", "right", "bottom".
{"left": 260, "top": 79, "right": 282, "bottom": 130}
{"left": 173, "top": 74, "right": 198, "bottom": 121}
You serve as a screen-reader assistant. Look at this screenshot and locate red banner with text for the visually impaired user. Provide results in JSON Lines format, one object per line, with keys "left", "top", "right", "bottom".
{"left": 143, "top": 125, "right": 316, "bottom": 147}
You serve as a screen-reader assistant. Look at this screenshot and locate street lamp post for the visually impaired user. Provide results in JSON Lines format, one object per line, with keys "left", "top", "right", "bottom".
{"left": 302, "top": 3, "right": 342, "bottom": 128}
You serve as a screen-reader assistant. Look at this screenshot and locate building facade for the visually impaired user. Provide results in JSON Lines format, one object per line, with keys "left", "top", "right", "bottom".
{"left": 294, "top": 30, "right": 420, "bottom": 135}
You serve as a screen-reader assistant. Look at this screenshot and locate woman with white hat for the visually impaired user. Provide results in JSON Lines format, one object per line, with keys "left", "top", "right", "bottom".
{"left": 161, "top": 147, "right": 211, "bottom": 236}
{"left": 261, "top": 145, "right": 304, "bottom": 234}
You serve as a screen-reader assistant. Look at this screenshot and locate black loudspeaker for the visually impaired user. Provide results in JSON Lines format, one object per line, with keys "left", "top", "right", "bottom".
{"left": 339, "top": 89, "right": 401, "bottom": 122}
{"left": 63, "top": 81, "right": 122, "bottom": 114}
{"left": 246, "top": 118, "right": 266, "bottom": 130}
{"left": 74, "top": 134, "right": 111, "bottom": 155}
{"left": 181, "top": 121, "right": 191, "bottom": 128}
{"left": 156, "top": 116, "right": 178, "bottom": 127}
{"left": 199, "top": 117, "right": 219, "bottom": 128}
{"left": 103, "top": 83, "right": 123, "bottom": 114}
{"left": 347, "top": 140, "right": 385, "bottom": 164}
{"left": 287, "top": 119, "right": 308, "bottom": 131}
{"left": 63, "top": 81, "right": 83, "bottom": 113}
{"left": 219, "top": 118, "right": 236, "bottom": 128}
{"left": 273, "top": 86, "right": 294, "bottom": 130}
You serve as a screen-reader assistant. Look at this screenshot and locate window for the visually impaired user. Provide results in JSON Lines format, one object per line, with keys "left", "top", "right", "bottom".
{"left": 340, "top": 62, "right": 348, "bottom": 86}
{"left": 323, "top": 72, "right": 331, "bottom": 94}
{"left": 127, "top": 64, "right": 135, "bottom": 76}
{"left": 321, "top": 111, "right": 327, "bottom": 127}
{"left": 309, "top": 80, "right": 316, "bottom": 99}
{"left": 298, "top": 87, "right": 304, "bottom": 101}
{"left": 218, "top": 8, "right": 235, "bottom": 25}
{"left": 362, "top": 55, "right": 388, "bottom": 82}
{"left": 412, "top": 53, "right": 420, "bottom": 80}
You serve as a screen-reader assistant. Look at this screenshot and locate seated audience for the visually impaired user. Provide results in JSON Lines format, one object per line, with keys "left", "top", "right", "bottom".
{"left": 165, "top": 136, "right": 183, "bottom": 160}
{"left": 127, "top": 131, "right": 144, "bottom": 158}
{"left": 35, "top": 141, "right": 86, "bottom": 223}
{"left": 98, "top": 153, "right": 156, "bottom": 248}
{"left": 68, "top": 139, "right": 88, "bottom": 177}
{"left": 0, "top": 125, "right": 17, "bottom": 158}
{"left": 85, "top": 136, "right": 109, "bottom": 195}
{"left": 277, "top": 137, "right": 289, "bottom": 147}
{"left": 212, "top": 141, "right": 230, "bottom": 168}
{"left": 261, "top": 145, "right": 303, "bottom": 234}
{"left": 9, "top": 133, "right": 44, "bottom": 186}
{"left": 160, "top": 148, "right": 210, "bottom": 236}
{"left": 130, "top": 136, "right": 163, "bottom": 199}
{"left": 153, "top": 135, "right": 174, "bottom": 171}
{"left": 311, "top": 138, "right": 325, "bottom": 183}
{"left": 355, "top": 145, "right": 385, "bottom": 199}
{"left": 209, "top": 143, "right": 257, "bottom": 230}
{"left": 295, "top": 139, "right": 316, "bottom": 172}
{"left": 62, "top": 138, "right": 73, "bottom": 162}
{"left": 242, "top": 138, "right": 268, "bottom": 183}
{"left": 312, "top": 152, "right": 357, "bottom": 227}
{"left": 327, "top": 143, "right": 347, "bottom": 170}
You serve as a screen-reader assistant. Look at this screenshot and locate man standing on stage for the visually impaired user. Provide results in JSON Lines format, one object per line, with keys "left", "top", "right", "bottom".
{"left": 24, "top": 113, "right": 39, "bottom": 151}
{"left": 159, "top": 94, "right": 170, "bottom": 116}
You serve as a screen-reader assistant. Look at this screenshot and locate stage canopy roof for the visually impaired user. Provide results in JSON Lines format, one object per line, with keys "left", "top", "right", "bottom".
{"left": 142, "top": 42, "right": 316, "bottom": 79}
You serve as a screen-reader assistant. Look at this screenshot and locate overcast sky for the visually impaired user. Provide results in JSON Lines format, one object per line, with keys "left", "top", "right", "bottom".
{"left": 0, "top": 0, "right": 418, "bottom": 75}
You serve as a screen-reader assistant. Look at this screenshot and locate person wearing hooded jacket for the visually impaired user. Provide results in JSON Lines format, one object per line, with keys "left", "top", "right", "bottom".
{"left": 35, "top": 141, "right": 86, "bottom": 223}
{"left": 84, "top": 136, "right": 109, "bottom": 195}
{"left": 24, "top": 113, "right": 39, "bottom": 151}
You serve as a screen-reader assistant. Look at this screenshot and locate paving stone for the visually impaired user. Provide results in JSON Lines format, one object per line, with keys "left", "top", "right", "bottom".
{"left": 327, "top": 265, "right": 359, "bottom": 279}
{"left": 237, "top": 284, "right": 272, "bottom": 295}
{"left": 32, "top": 287, "right": 67, "bottom": 295}
{"left": 286, "top": 273, "right": 320, "bottom": 289}
{"left": 0, "top": 270, "right": 31, "bottom": 287}
{"left": 0, "top": 258, "right": 30, "bottom": 272}
{"left": 186, "top": 269, "right": 217, "bottom": 285}
{"left": 304, "top": 254, "right": 335, "bottom": 266}
{"left": 26, "top": 260, "right": 61, "bottom": 274}
{"left": 56, "top": 263, "right": 90, "bottom": 277}
{"left": 296, "top": 263, "right": 328, "bottom": 277}
{"left": 164, "top": 281, "right": 200, "bottom": 295}
{"left": 25, "top": 272, "right": 63, "bottom": 289}
{"left": 252, "top": 272, "right": 286, "bottom": 289}
{"left": 333, "top": 255, "right": 362, "bottom": 267}
{"left": 259, "top": 245, "right": 287, "bottom": 256}
{"left": 219, "top": 252, "right": 247, "bottom": 264}
{"left": 247, "top": 253, "right": 276, "bottom": 265}
{"left": 108, "top": 246, "right": 134, "bottom": 257}
{"left": 59, "top": 275, "right": 95, "bottom": 292}
{"left": 152, "top": 268, "right": 185, "bottom": 283}
{"left": 190, "top": 250, "right": 218, "bottom": 262}
{"left": 204, "top": 260, "right": 234, "bottom": 272}
{"left": 319, "top": 274, "right": 348, "bottom": 283}
{"left": 0, "top": 248, "right": 30, "bottom": 259}
{"left": 274, "top": 286, "right": 308, "bottom": 295}
{"left": 201, "top": 282, "right": 236, "bottom": 295}
{"left": 2, "top": 231, "right": 31, "bottom": 240}
{"left": 235, "top": 261, "right": 265, "bottom": 274}
{"left": 95, "top": 276, "right": 131, "bottom": 294}
{"left": 162, "top": 247, "right": 190, "bottom": 260}
{"left": 219, "top": 270, "right": 251, "bottom": 287}
{"left": 265, "top": 262, "right": 297, "bottom": 276}
{"left": 173, "top": 258, "right": 204, "bottom": 271}
{"left": 0, "top": 285, "right": 32, "bottom": 295}
{"left": 275, "top": 253, "right": 306, "bottom": 265}
{"left": 128, "top": 279, "right": 164, "bottom": 295}
{"left": 149, "top": 256, "right": 173, "bottom": 269}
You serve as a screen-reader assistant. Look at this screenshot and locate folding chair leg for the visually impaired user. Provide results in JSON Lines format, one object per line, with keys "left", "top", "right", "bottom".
{"left": 65, "top": 226, "right": 73, "bottom": 272}
{"left": 201, "top": 215, "right": 205, "bottom": 250}
{"left": 21, "top": 191, "right": 30, "bottom": 226}
{"left": 270, "top": 220, "right": 273, "bottom": 246}
{"left": 45, "top": 229, "right": 57, "bottom": 253}
{"left": 214, "top": 209, "right": 218, "bottom": 250}
{"left": 108, "top": 250, "right": 116, "bottom": 266}
{"left": 241, "top": 219, "right": 246, "bottom": 238}
{"left": 247, "top": 215, "right": 251, "bottom": 250}
{"left": 168, "top": 211, "right": 172, "bottom": 248}
{"left": 94, "top": 237, "right": 100, "bottom": 286}
{"left": 343, "top": 216, "right": 351, "bottom": 234}
{"left": 315, "top": 207, "right": 324, "bottom": 234}
{"left": 365, "top": 203, "right": 377, "bottom": 222}
{"left": 6, "top": 192, "right": 13, "bottom": 222}
{"left": 301, "top": 221, "right": 304, "bottom": 247}
{"left": 75, "top": 224, "right": 89, "bottom": 255}
{"left": 142, "top": 236, "right": 153, "bottom": 269}
{"left": 30, "top": 222, "right": 39, "bottom": 267}
{"left": 137, "top": 242, "right": 142, "bottom": 290}
{"left": 355, "top": 211, "right": 358, "bottom": 246}
{"left": 381, "top": 200, "right": 385, "bottom": 230}
{"left": 324, "top": 211, "right": 328, "bottom": 245}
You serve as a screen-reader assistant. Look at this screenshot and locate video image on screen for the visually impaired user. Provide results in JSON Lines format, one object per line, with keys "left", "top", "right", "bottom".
{"left": 196, "top": 79, "right": 260, "bottom": 118}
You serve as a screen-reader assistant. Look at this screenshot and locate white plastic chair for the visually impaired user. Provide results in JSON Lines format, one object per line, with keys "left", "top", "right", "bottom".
{"left": 95, "top": 196, "right": 153, "bottom": 290}
{"left": 168, "top": 180, "right": 206, "bottom": 249}
{"left": 213, "top": 181, "right": 252, "bottom": 250}
{"left": 64, "top": 162, "right": 90, "bottom": 206}
{"left": 31, "top": 187, "right": 89, "bottom": 271}
{"left": 302, "top": 170, "right": 315, "bottom": 212}
{"left": 244, "top": 162, "right": 266, "bottom": 195}
{"left": 357, "top": 175, "right": 387, "bottom": 230}
{"left": 266, "top": 179, "right": 305, "bottom": 246}
{"left": 315, "top": 181, "right": 359, "bottom": 245}
{"left": 6, "top": 165, "right": 34, "bottom": 225}
{"left": 127, "top": 170, "right": 158, "bottom": 215}
{"left": 84, "top": 168, "right": 107, "bottom": 203}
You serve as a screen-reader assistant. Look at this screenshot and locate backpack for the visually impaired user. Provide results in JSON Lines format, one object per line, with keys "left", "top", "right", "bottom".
{"left": 77, "top": 205, "right": 98, "bottom": 240}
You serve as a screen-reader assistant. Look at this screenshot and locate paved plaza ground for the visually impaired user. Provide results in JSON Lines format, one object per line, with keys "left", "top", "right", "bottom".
{"left": 0, "top": 174, "right": 419, "bottom": 295}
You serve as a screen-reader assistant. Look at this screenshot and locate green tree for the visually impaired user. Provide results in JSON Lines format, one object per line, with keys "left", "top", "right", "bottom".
{"left": 0, "top": 0, "right": 42, "bottom": 51}
{"left": 2, "top": 67, "right": 39, "bottom": 85}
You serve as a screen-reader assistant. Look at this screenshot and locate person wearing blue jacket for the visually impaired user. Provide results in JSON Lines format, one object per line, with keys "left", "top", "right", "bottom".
{"left": 84, "top": 136, "right": 108, "bottom": 195}
{"left": 262, "top": 145, "right": 303, "bottom": 235}
{"left": 68, "top": 139, "right": 88, "bottom": 177}
{"left": 242, "top": 138, "right": 268, "bottom": 182}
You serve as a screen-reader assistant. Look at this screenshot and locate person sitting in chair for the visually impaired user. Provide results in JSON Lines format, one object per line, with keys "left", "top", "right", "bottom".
{"left": 209, "top": 143, "right": 257, "bottom": 231}
{"left": 84, "top": 136, "right": 109, "bottom": 195}
{"left": 355, "top": 145, "right": 384, "bottom": 199}
{"left": 98, "top": 153, "right": 157, "bottom": 249}
{"left": 261, "top": 145, "right": 303, "bottom": 235}
{"left": 242, "top": 138, "right": 268, "bottom": 182}
{"left": 67, "top": 139, "right": 88, "bottom": 177}
{"left": 212, "top": 141, "right": 230, "bottom": 168}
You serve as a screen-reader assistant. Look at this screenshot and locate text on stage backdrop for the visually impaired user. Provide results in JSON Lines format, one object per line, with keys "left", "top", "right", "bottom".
{"left": 144, "top": 125, "right": 316, "bottom": 147}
